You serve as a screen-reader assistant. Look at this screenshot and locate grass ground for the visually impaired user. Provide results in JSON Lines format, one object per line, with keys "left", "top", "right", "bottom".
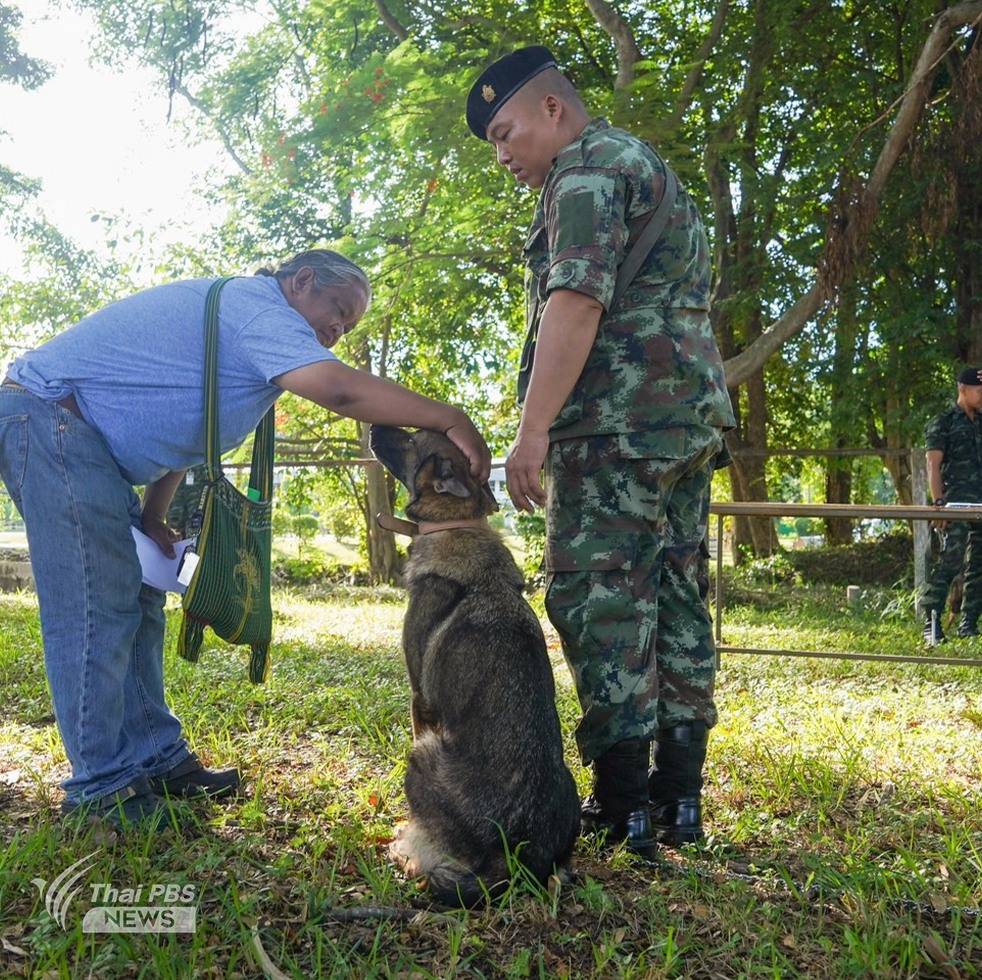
{"left": 0, "top": 582, "right": 979, "bottom": 978}
{"left": 272, "top": 534, "right": 363, "bottom": 566}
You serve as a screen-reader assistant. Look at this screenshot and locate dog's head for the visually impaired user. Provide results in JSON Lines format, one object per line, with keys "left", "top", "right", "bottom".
{"left": 369, "top": 425, "right": 499, "bottom": 523}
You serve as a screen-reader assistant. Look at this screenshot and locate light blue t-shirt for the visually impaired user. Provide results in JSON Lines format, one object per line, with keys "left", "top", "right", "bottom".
{"left": 8, "top": 276, "right": 337, "bottom": 485}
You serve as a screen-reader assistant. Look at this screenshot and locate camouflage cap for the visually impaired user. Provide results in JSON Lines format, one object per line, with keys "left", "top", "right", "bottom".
{"left": 957, "top": 366, "right": 982, "bottom": 386}
{"left": 465, "top": 46, "right": 557, "bottom": 140}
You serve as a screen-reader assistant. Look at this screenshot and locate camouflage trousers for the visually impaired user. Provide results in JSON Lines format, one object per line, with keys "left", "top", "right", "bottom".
{"left": 920, "top": 519, "right": 982, "bottom": 625}
{"left": 544, "top": 427, "right": 723, "bottom": 765}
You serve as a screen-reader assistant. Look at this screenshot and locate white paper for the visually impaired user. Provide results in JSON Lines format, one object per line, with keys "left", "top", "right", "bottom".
{"left": 130, "top": 526, "right": 195, "bottom": 594}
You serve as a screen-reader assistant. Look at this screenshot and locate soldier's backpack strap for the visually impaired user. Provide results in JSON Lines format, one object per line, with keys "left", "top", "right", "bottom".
{"left": 516, "top": 165, "right": 680, "bottom": 406}
{"left": 610, "top": 168, "right": 679, "bottom": 312}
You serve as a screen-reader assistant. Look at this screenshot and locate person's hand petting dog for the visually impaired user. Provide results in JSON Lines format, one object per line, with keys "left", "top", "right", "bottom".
{"left": 445, "top": 415, "right": 492, "bottom": 483}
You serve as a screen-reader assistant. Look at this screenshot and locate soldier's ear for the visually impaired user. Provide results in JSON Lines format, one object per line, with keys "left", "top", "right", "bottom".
{"left": 433, "top": 456, "right": 471, "bottom": 498}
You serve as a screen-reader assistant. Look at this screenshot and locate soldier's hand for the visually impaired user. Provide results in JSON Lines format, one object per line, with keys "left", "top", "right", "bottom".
{"left": 506, "top": 428, "right": 549, "bottom": 513}
{"left": 141, "top": 512, "right": 180, "bottom": 558}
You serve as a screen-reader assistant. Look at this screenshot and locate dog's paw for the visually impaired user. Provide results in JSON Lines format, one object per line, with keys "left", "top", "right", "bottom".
{"left": 388, "top": 822, "right": 417, "bottom": 875}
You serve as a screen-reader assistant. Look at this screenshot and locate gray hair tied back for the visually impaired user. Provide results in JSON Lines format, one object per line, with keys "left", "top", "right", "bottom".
{"left": 256, "top": 248, "right": 371, "bottom": 304}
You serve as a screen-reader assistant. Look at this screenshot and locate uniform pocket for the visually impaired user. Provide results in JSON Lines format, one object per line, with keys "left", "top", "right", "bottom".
{"left": 0, "top": 414, "right": 29, "bottom": 509}
{"left": 544, "top": 438, "right": 642, "bottom": 573}
{"left": 522, "top": 221, "right": 547, "bottom": 259}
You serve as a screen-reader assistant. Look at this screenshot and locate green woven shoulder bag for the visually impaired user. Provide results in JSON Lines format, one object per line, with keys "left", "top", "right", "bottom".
{"left": 177, "top": 276, "right": 276, "bottom": 683}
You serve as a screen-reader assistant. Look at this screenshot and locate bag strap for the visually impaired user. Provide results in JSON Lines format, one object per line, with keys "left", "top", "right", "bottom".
{"left": 609, "top": 167, "right": 679, "bottom": 312}
{"left": 250, "top": 405, "right": 275, "bottom": 501}
{"left": 203, "top": 276, "right": 276, "bottom": 499}
{"left": 202, "top": 276, "right": 236, "bottom": 484}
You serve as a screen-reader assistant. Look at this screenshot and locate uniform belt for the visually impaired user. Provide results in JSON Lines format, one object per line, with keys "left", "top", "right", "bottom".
{"left": 1, "top": 378, "right": 83, "bottom": 420}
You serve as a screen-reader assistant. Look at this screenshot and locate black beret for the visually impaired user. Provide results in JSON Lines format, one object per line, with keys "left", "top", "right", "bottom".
{"left": 466, "top": 46, "right": 558, "bottom": 140}
{"left": 957, "top": 366, "right": 982, "bottom": 386}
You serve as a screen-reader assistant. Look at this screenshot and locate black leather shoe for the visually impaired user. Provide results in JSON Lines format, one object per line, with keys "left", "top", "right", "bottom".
{"left": 649, "top": 722, "right": 708, "bottom": 846}
{"left": 149, "top": 754, "right": 240, "bottom": 800}
{"left": 62, "top": 778, "right": 167, "bottom": 829}
{"left": 581, "top": 739, "right": 657, "bottom": 860}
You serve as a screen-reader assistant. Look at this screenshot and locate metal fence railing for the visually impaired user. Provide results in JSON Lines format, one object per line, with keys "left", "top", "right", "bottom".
{"left": 710, "top": 502, "right": 982, "bottom": 669}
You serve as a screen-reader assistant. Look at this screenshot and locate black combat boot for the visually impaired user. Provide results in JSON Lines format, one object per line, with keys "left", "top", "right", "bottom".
{"left": 956, "top": 615, "right": 979, "bottom": 638}
{"left": 648, "top": 721, "right": 708, "bottom": 846}
{"left": 923, "top": 612, "right": 946, "bottom": 646}
{"left": 581, "top": 738, "right": 657, "bottom": 860}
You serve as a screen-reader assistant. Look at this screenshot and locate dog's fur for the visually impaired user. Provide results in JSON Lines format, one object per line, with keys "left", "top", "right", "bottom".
{"left": 369, "top": 425, "right": 580, "bottom": 907}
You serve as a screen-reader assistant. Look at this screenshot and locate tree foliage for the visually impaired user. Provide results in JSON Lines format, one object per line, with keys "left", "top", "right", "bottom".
{"left": 2, "top": 0, "right": 979, "bottom": 573}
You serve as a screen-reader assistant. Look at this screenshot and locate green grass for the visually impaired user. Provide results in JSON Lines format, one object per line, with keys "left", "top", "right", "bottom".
{"left": 272, "top": 533, "right": 363, "bottom": 565}
{"left": 0, "top": 583, "right": 980, "bottom": 978}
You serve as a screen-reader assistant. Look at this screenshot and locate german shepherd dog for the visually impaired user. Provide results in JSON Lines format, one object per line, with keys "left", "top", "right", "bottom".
{"left": 369, "top": 425, "right": 580, "bottom": 907}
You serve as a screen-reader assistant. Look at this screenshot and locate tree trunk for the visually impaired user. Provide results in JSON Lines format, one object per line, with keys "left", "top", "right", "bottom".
{"left": 952, "top": 38, "right": 981, "bottom": 364}
{"left": 825, "top": 292, "right": 859, "bottom": 544}
{"left": 871, "top": 392, "right": 914, "bottom": 506}
{"left": 713, "top": 1, "right": 779, "bottom": 561}
{"left": 353, "top": 335, "right": 399, "bottom": 585}
{"left": 583, "top": 0, "right": 643, "bottom": 89}
{"left": 824, "top": 462, "right": 853, "bottom": 545}
{"left": 360, "top": 423, "right": 399, "bottom": 585}
{"left": 726, "top": 363, "right": 778, "bottom": 559}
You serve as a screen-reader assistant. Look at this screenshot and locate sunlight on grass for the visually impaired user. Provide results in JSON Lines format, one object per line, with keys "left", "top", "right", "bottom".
{"left": 1, "top": 585, "right": 979, "bottom": 977}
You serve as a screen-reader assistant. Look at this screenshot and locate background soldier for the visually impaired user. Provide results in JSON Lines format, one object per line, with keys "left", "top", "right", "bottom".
{"left": 466, "top": 48, "right": 735, "bottom": 854}
{"left": 921, "top": 366, "right": 982, "bottom": 644}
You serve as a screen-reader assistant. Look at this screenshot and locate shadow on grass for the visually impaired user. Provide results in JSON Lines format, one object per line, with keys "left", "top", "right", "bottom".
{"left": 1, "top": 587, "right": 980, "bottom": 977}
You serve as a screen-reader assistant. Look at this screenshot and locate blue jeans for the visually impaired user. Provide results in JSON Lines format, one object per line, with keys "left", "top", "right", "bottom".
{"left": 0, "top": 387, "right": 189, "bottom": 803}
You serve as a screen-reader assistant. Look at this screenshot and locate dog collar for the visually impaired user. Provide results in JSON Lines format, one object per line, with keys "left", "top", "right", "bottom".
{"left": 376, "top": 513, "right": 489, "bottom": 538}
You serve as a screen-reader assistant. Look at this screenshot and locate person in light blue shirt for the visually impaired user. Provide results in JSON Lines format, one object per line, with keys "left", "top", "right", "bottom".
{"left": 0, "top": 248, "right": 491, "bottom": 827}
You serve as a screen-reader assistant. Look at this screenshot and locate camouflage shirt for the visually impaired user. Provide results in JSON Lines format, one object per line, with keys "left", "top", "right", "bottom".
{"left": 522, "top": 118, "right": 735, "bottom": 445}
{"left": 924, "top": 404, "right": 982, "bottom": 502}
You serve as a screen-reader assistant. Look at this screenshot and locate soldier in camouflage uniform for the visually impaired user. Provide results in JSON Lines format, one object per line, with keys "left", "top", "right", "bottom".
{"left": 466, "top": 48, "right": 734, "bottom": 854}
{"left": 921, "top": 367, "right": 982, "bottom": 643}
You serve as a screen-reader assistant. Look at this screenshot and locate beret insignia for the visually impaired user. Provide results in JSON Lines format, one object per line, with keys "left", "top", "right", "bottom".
{"left": 482, "top": 84, "right": 496, "bottom": 103}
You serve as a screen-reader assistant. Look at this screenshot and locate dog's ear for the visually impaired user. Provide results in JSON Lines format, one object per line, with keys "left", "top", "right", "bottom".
{"left": 369, "top": 424, "right": 414, "bottom": 458}
{"left": 369, "top": 425, "right": 415, "bottom": 486}
{"left": 432, "top": 456, "right": 471, "bottom": 498}
{"left": 480, "top": 481, "right": 500, "bottom": 513}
